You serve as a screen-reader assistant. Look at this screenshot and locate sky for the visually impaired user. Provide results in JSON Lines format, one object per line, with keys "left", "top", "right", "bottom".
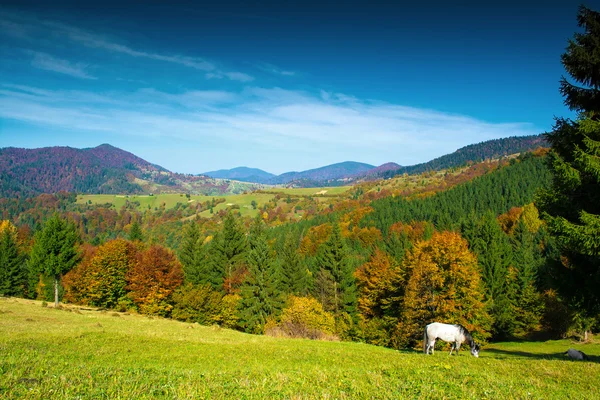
{"left": 0, "top": 0, "right": 595, "bottom": 174}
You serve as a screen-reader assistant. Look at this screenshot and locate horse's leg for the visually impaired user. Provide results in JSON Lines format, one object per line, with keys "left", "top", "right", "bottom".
{"left": 455, "top": 342, "right": 461, "bottom": 355}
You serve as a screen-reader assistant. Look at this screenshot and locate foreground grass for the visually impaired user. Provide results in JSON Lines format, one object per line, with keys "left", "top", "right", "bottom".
{"left": 1, "top": 298, "right": 599, "bottom": 399}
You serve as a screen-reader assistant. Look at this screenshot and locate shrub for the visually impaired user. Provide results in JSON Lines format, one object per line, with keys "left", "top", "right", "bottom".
{"left": 265, "top": 296, "right": 337, "bottom": 340}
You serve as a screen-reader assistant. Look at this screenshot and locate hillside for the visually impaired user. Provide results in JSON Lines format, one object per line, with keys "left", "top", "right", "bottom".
{"left": 2, "top": 298, "right": 599, "bottom": 399}
{"left": 203, "top": 166, "right": 276, "bottom": 183}
{"left": 380, "top": 134, "right": 548, "bottom": 179}
{"left": 0, "top": 144, "right": 261, "bottom": 198}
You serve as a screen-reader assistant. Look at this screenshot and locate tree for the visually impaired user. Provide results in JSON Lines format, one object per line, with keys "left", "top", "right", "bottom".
{"left": 314, "top": 223, "right": 357, "bottom": 317}
{"left": 64, "top": 239, "right": 137, "bottom": 309}
{"left": 466, "top": 211, "right": 515, "bottom": 338}
{"left": 399, "top": 231, "right": 490, "bottom": 347}
{"left": 280, "top": 231, "right": 311, "bottom": 296}
{"left": 28, "top": 214, "right": 80, "bottom": 307}
{"left": 537, "top": 6, "right": 600, "bottom": 324}
{"left": 238, "top": 233, "right": 282, "bottom": 334}
{"left": 128, "top": 219, "right": 143, "bottom": 242}
{"left": 0, "top": 220, "right": 27, "bottom": 297}
{"left": 179, "top": 222, "right": 205, "bottom": 284}
{"left": 127, "top": 245, "right": 184, "bottom": 316}
{"left": 210, "top": 213, "right": 248, "bottom": 294}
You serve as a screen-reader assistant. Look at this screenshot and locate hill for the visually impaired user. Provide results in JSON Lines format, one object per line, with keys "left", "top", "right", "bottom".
{"left": 2, "top": 298, "right": 599, "bottom": 399}
{"left": 203, "top": 166, "right": 275, "bottom": 183}
{"left": 380, "top": 134, "right": 548, "bottom": 179}
{"left": 0, "top": 144, "right": 261, "bottom": 198}
{"left": 269, "top": 161, "right": 376, "bottom": 185}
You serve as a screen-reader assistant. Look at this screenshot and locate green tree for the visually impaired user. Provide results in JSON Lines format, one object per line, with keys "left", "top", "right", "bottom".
{"left": 28, "top": 214, "right": 81, "bottom": 307}
{"left": 467, "top": 211, "right": 515, "bottom": 339}
{"left": 314, "top": 223, "right": 357, "bottom": 317}
{"left": 537, "top": 6, "right": 600, "bottom": 325}
{"left": 280, "top": 231, "right": 311, "bottom": 296}
{"left": 0, "top": 221, "right": 27, "bottom": 297}
{"left": 214, "top": 213, "right": 248, "bottom": 294}
{"left": 179, "top": 222, "right": 205, "bottom": 284}
{"left": 238, "top": 233, "right": 282, "bottom": 334}
{"left": 129, "top": 219, "right": 143, "bottom": 242}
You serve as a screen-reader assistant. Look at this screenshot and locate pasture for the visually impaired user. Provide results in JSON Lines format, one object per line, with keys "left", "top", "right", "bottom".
{"left": 1, "top": 298, "right": 599, "bottom": 399}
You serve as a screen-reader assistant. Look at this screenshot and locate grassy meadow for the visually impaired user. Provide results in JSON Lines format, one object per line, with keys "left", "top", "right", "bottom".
{"left": 1, "top": 298, "right": 599, "bottom": 399}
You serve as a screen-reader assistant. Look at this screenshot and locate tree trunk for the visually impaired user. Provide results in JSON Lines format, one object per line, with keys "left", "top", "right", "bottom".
{"left": 54, "top": 277, "right": 59, "bottom": 308}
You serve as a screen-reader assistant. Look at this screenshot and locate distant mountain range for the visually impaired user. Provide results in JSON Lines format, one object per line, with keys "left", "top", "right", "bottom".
{"left": 0, "top": 134, "right": 548, "bottom": 197}
{"left": 203, "top": 134, "right": 548, "bottom": 186}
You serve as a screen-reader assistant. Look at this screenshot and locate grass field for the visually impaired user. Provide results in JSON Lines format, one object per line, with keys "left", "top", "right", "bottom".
{"left": 1, "top": 298, "right": 599, "bottom": 399}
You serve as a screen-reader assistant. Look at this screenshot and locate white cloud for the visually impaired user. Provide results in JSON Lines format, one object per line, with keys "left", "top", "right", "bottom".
{"left": 0, "top": 84, "right": 540, "bottom": 172}
{"left": 25, "top": 50, "right": 97, "bottom": 80}
{"left": 256, "top": 62, "right": 296, "bottom": 77}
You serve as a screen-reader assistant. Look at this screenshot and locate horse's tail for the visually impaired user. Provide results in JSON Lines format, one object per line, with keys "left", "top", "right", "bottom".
{"left": 423, "top": 325, "right": 428, "bottom": 354}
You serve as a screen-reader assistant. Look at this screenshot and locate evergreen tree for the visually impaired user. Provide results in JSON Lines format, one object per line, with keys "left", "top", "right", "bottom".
{"left": 467, "top": 211, "right": 515, "bottom": 338}
{"left": 129, "top": 220, "right": 143, "bottom": 242}
{"left": 238, "top": 233, "right": 282, "bottom": 334}
{"left": 206, "top": 213, "right": 248, "bottom": 293}
{"left": 28, "top": 214, "right": 81, "bottom": 306}
{"left": 314, "top": 223, "right": 357, "bottom": 316}
{"left": 179, "top": 222, "right": 205, "bottom": 284}
{"left": 537, "top": 6, "right": 600, "bottom": 321}
{"left": 280, "top": 231, "right": 311, "bottom": 296}
{"left": 0, "top": 221, "right": 27, "bottom": 297}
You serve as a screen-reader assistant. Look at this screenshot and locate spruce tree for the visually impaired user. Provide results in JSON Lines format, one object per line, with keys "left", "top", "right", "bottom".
{"left": 129, "top": 220, "right": 143, "bottom": 242}
{"left": 179, "top": 222, "right": 205, "bottom": 284}
{"left": 314, "top": 223, "right": 357, "bottom": 316}
{"left": 238, "top": 233, "right": 282, "bottom": 334}
{"left": 0, "top": 221, "right": 27, "bottom": 297}
{"left": 280, "top": 231, "right": 311, "bottom": 296}
{"left": 538, "top": 5, "right": 600, "bottom": 321}
{"left": 468, "top": 211, "right": 515, "bottom": 338}
{"left": 28, "top": 214, "right": 81, "bottom": 307}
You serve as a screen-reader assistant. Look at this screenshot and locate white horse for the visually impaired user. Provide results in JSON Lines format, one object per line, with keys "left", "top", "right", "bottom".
{"left": 423, "top": 322, "right": 480, "bottom": 357}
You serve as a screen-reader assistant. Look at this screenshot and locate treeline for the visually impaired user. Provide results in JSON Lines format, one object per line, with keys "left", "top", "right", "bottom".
{"left": 381, "top": 134, "right": 547, "bottom": 179}
{"left": 3, "top": 152, "right": 577, "bottom": 348}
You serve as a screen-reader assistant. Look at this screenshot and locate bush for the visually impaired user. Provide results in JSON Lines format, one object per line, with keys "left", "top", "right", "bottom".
{"left": 265, "top": 296, "right": 337, "bottom": 340}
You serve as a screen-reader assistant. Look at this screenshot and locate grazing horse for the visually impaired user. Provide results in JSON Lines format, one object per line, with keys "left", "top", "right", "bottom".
{"left": 423, "top": 322, "right": 480, "bottom": 357}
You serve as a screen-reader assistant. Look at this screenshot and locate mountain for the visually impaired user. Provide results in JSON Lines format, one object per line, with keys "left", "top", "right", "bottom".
{"left": 0, "top": 144, "right": 260, "bottom": 198}
{"left": 203, "top": 167, "right": 275, "bottom": 184}
{"left": 268, "top": 161, "right": 376, "bottom": 185}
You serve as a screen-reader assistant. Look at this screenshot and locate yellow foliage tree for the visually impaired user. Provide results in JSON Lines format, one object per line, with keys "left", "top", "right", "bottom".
{"left": 399, "top": 231, "right": 491, "bottom": 347}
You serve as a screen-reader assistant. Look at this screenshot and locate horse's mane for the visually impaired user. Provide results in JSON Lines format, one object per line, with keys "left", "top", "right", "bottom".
{"left": 456, "top": 324, "right": 475, "bottom": 347}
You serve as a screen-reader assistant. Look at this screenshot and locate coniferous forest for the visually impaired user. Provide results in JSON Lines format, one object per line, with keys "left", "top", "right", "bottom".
{"left": 1, "top": 5, "right": 600, "bottom": 352}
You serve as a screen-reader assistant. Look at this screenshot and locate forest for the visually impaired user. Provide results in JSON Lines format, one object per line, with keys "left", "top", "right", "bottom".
{"left": 1, "top": 6, "right": 600, "bottom": 352}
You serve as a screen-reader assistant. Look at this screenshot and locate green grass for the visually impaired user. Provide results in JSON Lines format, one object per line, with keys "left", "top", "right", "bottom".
{"left": 77, "top": 194, "right": 216, "bottom": 210}
{"left": 1, "top": 298, "right": 599, "bottom": 399}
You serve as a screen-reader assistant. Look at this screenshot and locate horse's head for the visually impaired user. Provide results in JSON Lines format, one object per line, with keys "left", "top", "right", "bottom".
{"left": 470, "top": 343, "right": 481, "bottom": 358}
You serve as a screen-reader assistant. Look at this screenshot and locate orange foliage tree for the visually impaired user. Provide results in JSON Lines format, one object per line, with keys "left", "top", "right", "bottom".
{"left": 126, "top": 245, "right": 184, "bottom": 316}
{"left": 63, "top": 239, "right": 137, "bottom": 309}
{"left": 399, "top": 231, "right": 490, "bottom": 347}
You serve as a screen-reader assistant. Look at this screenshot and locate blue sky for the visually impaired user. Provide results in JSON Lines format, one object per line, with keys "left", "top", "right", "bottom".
{"left": 0, "top": 0, "right": 594, "bottom": 174}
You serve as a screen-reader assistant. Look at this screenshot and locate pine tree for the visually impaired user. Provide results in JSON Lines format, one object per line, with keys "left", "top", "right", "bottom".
{"left": 179, "top": 222, "right": 205, "bottom": 284}
{"left": 537, "top": 6, "right": 600, "bottom": 321}
{"left": 238, "top": 233, "right": 282, "bottom": 334}
{"left": 28, "top": 214, "right": 81, "bottom": 307}
{"left": 467, "top": 211, "right": 515, "bottom": 339}
{"left": 281, "top": 231, "right": 311, "bottom": 296}
{"left": 129, "top": 219, "right": 143, "bottom": 242}
{"left": 314, "top": 223, "right": 357, "bottom": 317}
{"left": 0, "top": 221, "right": 27, "bottom": 297}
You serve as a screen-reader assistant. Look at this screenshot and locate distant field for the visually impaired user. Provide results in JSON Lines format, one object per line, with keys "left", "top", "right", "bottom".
{"left": 77, "top": 187, "right": 352, "bottom": 219}
{"left": 76, "top": 194, "right": 216, "bottom": 210}
{"left": 1, "top": 298, "right": 599, "bottom": 399}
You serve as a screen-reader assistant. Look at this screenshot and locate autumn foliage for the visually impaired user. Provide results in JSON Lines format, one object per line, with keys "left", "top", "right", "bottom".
{"left": 399, "top": 231, "right": 491, "bottom": 346}
{"left": 126, "top": 245, "right": 183, "bottom": 316}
